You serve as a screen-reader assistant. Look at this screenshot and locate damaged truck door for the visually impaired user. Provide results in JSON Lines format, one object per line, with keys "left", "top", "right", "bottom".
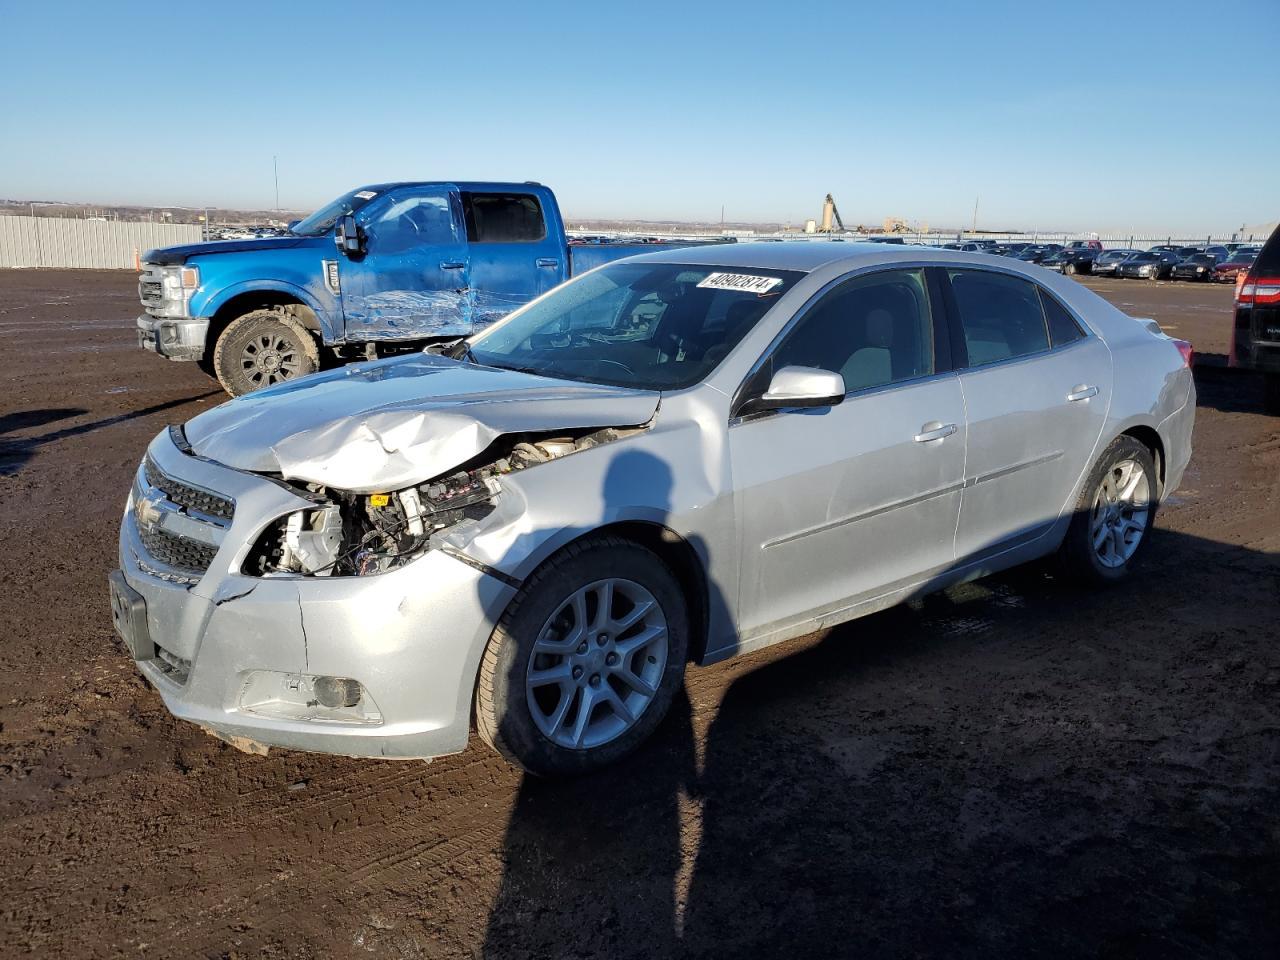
{"left": 338, "top": 186, "right": 475, "bottom": 340}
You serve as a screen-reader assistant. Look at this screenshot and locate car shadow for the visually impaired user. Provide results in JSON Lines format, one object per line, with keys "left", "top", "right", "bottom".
{"left": 482, "top": 502, "right": 1280, "bottom": 957}
{"left": 0, "top": 392, "right": 219, "bottom": 476}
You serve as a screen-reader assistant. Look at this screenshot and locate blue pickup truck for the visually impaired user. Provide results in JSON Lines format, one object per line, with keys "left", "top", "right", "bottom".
{"left": 137, "top": 181, "right": 724, "bottom": 395}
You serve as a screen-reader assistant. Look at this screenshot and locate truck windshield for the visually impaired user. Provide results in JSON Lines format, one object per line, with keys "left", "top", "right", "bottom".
{"left": 290, "top": 188, "right": 381, "bottom": 236}
{"left": 469, "top": 262, "right": 803, "bottom": 390}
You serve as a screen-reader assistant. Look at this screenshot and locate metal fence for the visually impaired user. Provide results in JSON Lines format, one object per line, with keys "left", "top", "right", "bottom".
{"left": 0, "top": 216, "right": 203, "bottom": 270}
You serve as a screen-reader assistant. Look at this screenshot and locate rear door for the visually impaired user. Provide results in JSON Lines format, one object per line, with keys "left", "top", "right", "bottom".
{"left": 943, "top": 267, "right": 1112, "bottom": 562}
{"left": 460, "top": 190, "right": 564, "bottom": 330}
{"left": 341, "top": 184, "right": 473, "bottom": 340}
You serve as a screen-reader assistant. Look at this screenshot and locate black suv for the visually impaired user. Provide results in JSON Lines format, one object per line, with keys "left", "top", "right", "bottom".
{"left": 1232, "top": 223, "right": 1280, "bottom": 413}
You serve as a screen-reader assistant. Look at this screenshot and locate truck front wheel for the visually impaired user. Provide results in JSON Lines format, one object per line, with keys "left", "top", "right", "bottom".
{"left": 212, "top": 309, "right": 320, "bottom": 396}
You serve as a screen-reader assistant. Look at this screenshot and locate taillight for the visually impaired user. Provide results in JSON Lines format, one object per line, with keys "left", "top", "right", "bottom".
{"left": 1238, "top": 273, "right": 1280, "bottom": 306}
{"left": 1173, "top": 339, "right": 1193, "bottom": 368}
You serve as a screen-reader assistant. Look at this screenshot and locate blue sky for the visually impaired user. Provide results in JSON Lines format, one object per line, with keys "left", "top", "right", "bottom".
{"left": 2, "top": 0, "right": 1277, "bottom": 233}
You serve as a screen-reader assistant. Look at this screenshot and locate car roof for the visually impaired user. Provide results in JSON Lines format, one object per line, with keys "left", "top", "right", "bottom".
{"left": 621, "top": 240, "right": 941, "bottom": 272}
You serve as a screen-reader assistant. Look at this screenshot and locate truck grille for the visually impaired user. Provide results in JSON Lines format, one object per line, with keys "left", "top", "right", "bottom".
{"left": 138, "top": 524, "right": 219, "bottom": 573}
{"left": 144, "top": 456, "right": 234, "bottom": 520}
{"left": 139, "top": 265, "right": 165, "bottom": 307}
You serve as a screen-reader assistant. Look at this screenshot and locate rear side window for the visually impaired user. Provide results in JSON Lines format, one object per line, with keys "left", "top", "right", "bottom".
{"left": 947, "top": 270, "right": 1049, "bottom": 366}
{"left": 461, "top": 192, "right": 546, "bottom": 243}
{"left": 1039, "top": 289, "right": 1086, "bottom": 346}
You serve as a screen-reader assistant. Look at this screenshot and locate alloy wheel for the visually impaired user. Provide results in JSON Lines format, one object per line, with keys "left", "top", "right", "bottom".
{"left": 241, "top": 332, "right": 302, "bottom": 387}
{"left": 525, "top": 577, "right": 669, "bottom": 750}
{"left": 1090, "top": 458, "right": 1151, "bottom": 568}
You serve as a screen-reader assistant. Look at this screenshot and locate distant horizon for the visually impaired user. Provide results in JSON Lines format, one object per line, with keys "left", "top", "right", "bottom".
{"left": 2, "top": 194, "right": 1272, "bottom": 240}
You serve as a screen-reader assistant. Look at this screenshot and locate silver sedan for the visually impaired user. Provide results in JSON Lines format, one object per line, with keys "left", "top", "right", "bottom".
{"left": 109, "top": 244, "right": 1196, "bottom": 774}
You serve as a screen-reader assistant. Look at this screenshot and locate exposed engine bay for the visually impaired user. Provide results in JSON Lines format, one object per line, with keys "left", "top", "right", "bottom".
{"left": 244, "top": 427, "right": 637, "bottom": 577}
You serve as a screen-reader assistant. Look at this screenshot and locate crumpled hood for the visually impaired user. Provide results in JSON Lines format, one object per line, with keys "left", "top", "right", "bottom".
{"left": 144, "top": 235, "right": 318, "bottom": 265}
{"left": 182, "top": 354, "right": 660, "bottom": 493}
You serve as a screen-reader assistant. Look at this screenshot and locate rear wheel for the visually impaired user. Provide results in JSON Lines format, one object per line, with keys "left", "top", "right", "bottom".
{"left": 212, "top": 309, "right": 319, "bottom": 396}
{"left": 475, "top": 536, "right": 689, "bottom": 776}
{"left": 1059, "top": 436, "right": 1157, "bottom": 584}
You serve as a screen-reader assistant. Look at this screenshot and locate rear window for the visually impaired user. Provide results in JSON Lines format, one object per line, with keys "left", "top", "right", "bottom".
{"left": 461, "top": 192, "right": 546, "bottom": 243}
{"left": 1254, "top": 226, "right": 1280, "bottom": 275}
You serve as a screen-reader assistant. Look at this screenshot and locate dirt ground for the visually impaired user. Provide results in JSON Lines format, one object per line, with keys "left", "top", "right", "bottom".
{"left": 0, "top": 270, "right": 1277, "bottom": 959}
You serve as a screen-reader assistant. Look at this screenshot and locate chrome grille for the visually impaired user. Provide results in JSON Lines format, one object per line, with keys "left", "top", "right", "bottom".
{"left": 145, "top": 456, "right": 234, "bottom": 520}
{"left": 139, "top": 265, "right": 165, "bottom": 307}
{"left": 138, "top": 524, "right": 218, "bottom": 573}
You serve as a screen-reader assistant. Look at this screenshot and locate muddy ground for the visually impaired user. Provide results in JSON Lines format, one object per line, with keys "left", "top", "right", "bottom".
{"left": 0, "top": 270, "right": 1276, "bottom": 959}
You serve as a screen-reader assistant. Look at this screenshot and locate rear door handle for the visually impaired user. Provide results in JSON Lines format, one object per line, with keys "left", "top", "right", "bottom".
{"left": 536, "top": 257, "right": 560, "bottom": 268}
{"left": 1067, "top": 384, "right": 1098, "bottom": 402}
{"left": 439, "top": 260, "right": 465, "bottom": 270}
{"left": 914, "top": 421, "right": 957, "bottom": 443}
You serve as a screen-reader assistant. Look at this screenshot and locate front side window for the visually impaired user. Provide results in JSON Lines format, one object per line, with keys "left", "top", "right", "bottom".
{"left": 469, "top": 262, "right": 802, "bottom": 389}
{"left": 947, "top": 269, "right": 1050, "bottom": 366}
{"left": 770, "top": 269, "right": 934, "bottom": 393}
{"left": 363, "top": 191, "right": 457, "bottom": 254}
{"left": 461, "top": 192, "right": 546, "bottom": 243}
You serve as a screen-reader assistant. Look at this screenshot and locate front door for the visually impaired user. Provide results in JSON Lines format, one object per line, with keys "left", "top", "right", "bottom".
{"left": 729, "top": 268, "right": 966, "bottom": 643}
{"left": 943, "top": 267, "right": 1112, "bottom": 562}
{"left": 340, "top": 185, "right": 473, "bottom": 341}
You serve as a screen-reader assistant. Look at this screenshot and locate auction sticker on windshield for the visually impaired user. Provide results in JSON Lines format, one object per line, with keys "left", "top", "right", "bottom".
{"left": 696, "top": 273, "right": 784, "bottom": 294}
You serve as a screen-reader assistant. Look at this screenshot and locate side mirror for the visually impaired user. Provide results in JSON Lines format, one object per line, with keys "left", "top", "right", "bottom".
{"left": 756, "top": 365, "right": 846, "bottom": 411}
{"left": 335, "top": 214, "right": 365, "bottom": 257}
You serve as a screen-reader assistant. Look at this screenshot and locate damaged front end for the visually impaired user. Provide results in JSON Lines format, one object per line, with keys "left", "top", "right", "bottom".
{"left": 243, "top": 427, "right": 636, "bottom": 578}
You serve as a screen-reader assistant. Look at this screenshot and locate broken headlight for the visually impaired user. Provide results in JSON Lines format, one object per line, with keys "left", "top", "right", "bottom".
{"left": 243, "top": 469, "right": 501, "bottom": 578}
{"left": 242, "top": 429, "right": 630, "bottom": 578}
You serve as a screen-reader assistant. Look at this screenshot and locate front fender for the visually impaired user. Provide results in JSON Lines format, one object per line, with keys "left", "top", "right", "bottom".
{"left": 192, "top": 278, "right": 341, "bottom": 342}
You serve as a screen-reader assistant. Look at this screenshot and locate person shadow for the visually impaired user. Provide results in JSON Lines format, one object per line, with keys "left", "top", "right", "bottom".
{"left": 482, "top": 448, "right": 719, "bottom": 960}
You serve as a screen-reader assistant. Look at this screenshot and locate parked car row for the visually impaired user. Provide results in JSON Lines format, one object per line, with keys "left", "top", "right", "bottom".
{"left": 930, "top": 239, "right": 1262, "bottom": 282}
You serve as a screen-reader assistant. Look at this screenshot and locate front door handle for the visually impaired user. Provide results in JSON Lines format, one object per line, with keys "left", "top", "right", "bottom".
{"left": 1067, "top": 384, "right": 1098, "bottom": 402}
{"left": 439, "top": 260, "right": 465, "bottom": 270}
{"left": 536, "top": 257, "right": 560, "bottom": 268}
{"left": 914, "top": 421, "right": 957, "bottom": 443}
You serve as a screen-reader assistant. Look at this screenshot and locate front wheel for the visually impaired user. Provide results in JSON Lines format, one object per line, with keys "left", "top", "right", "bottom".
{"left": 212, "top": 308, "right": 319, "bottom": 396}
{"left": 475, "top": 536, "right": 689, "bottom": 776}
{"left": 1063, "top": 262, "right": 1077, "bottom": 276}
{"left": 1059, "top": 436, "right": 1158, "bottom": 584}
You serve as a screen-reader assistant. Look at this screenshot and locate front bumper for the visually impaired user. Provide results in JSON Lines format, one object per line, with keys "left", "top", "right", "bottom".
{"left": 137, "top": 313, "right": 209, "bottom": 361}
{"left": 113, "top": 430, "right": 518, "bottom": 759}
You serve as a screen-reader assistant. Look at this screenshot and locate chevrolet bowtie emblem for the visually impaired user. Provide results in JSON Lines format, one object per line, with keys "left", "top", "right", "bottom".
{"left": 135, "top": 493, "right": 164, "bottom": 531}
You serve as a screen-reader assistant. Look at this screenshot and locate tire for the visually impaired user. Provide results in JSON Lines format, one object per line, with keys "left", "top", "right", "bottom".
{"left": 1059, "top": 435, "right": 1158, "bottom": 585}
{"left": 211, "top": 308, "right": 320, "bottom": 397}
{"left": 1264, "top": 374, "right": 1280, "bottom": 416}
{"left": 475, "top": 536, "right": 689, "bottom": 776}
{"left": 1063, "top": 262, "right": 1076, "bottom": 276}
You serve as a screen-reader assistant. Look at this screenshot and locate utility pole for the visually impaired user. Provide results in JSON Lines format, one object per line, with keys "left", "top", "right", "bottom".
{"left": 273, "top": 155, "right": 280, "bottom": 212}
{"left": 972, "top": 196, "right": 979, "bottom": 234}
{"left": 720, "top": 205, "right": 725, "bottom": 233}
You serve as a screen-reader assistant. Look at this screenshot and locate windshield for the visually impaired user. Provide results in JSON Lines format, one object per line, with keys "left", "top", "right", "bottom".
{"left": 290, "top": 187, "right": 382, "bottom": 236}
{"left": 469, "top": 262, "right": 803, "bottom": 390}
{"left": 1187, "top": 254, "right": 1215, "bottom": 265}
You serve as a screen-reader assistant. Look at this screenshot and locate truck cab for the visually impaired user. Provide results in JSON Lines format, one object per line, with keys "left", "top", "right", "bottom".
{"left": 137, "top": 181, "right": 697, "bottom": 396}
